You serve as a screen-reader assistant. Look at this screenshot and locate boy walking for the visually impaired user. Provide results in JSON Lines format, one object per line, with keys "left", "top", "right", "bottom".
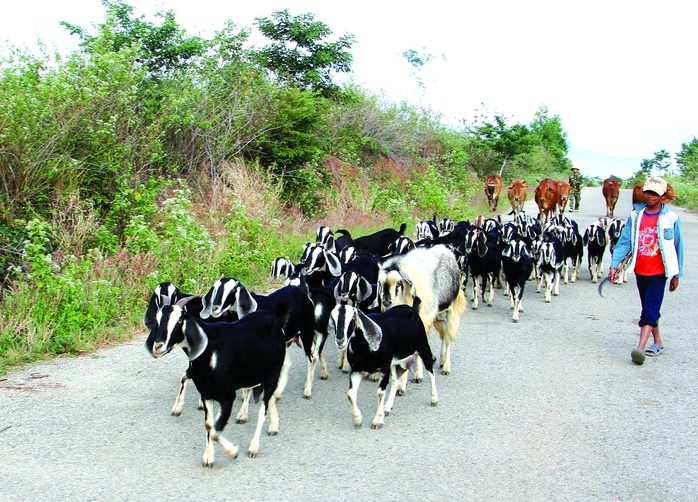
{"left": 608, "top": 176, "right": 683, "bottom": 365}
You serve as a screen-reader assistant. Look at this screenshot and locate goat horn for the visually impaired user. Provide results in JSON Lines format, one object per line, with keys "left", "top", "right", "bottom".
{"left": 174, "top": 296, "right": 197, "bottom": 308}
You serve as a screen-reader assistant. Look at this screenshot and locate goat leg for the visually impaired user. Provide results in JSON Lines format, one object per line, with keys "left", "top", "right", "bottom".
{"left": 347, "top": 372, "right": 364, "bottom": 427}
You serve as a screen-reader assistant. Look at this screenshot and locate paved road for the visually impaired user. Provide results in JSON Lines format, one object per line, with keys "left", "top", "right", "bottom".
{"left": 1, "top": 187, "right": 697, "bottom": 501}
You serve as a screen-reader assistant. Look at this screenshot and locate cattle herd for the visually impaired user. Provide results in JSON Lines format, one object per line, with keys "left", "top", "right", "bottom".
{"left": 142, "top": 178, "right": 648, "bottom": 468}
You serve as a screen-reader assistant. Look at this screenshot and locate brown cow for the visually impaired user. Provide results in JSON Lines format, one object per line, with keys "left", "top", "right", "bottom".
{"left": 534, "top": 178, "right": 559, "bottom": 224}
{"left": 602, "top": 178, "right": 621, "bottom": 217}
{"left": 632, "top": 182, "right": 677, "bottom": 206}
{"left": 484, "top": 175, "right": 503, "bottom": 212}
{"left": 507, "top": 179, "right": 527, "bottom": 215}
{"left": 556, "top": 181, "right": 570, "bottom": 213}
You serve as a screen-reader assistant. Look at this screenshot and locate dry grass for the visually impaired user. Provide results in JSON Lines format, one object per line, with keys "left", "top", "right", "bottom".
{"left": 219, "top": 160, "right": 284, "bottom": 220}
{"left": 51, "top": 194, "right": 101, "bottom": 255}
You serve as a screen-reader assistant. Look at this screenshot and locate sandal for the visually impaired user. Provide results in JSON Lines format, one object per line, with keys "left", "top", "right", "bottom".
{"left": 631, "top": 348, "right": 646, "bottom": 365}
{"left": 645, "top": 344, "right": 664, "bottom": 357}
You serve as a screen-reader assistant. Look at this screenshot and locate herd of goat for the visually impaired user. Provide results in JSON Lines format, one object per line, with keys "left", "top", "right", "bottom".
{"left": 143, "top": 210, "right": 627, "bottom": 467}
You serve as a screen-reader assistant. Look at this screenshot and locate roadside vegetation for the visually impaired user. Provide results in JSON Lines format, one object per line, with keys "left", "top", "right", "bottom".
{"left": 1, "top": 0, "right": 695, "bottom": 372}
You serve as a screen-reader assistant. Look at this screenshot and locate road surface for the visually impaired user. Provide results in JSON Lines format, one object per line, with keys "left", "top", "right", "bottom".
{"left": 1, "top": 187, "right": 696, "bottom": 501}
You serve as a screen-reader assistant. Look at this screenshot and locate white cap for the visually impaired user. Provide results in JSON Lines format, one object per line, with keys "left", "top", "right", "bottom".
{"left": 643, "top": 177, "right": 668, "bottom": 196}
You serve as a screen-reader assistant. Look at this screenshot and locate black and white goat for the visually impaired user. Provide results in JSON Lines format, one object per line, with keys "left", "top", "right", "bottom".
{"left": 144, "top": 282, "right": 235, "bottom": 417}
{"left": 561, "top": 224, "right": 584, "bottom": 284}
{"left": 334, "top": 223, "right": 407, "bottom": 256}
{"left": 583, "top": 223, "right": 607, "bottom": 283}
{"left": 271, "top": 257, "right": 302, "bottom": 282}
{"left": 608, "top": 219, "right": 627, "bottom": 283}
{"left": 538, "top": 236, "right": 564, "bottom": 303}
{"left": 415, "top": 216, "right": 439, "bottom": 241}
{"left": 465, "top": 227, "right": 502, "bottom": 309}
{"left": 333, "top": 270, "right": 378, "bottom": 313}
{"left": 439, "top": 218, "right": 455, "bottom": 236}
{"left": 145, "top": 297, "right": 286, "bottom": 466}
{"left": 315, "top": 225, "right": 337, "bottom": 253}
{"left": 300, "top": 243, "right": 343, "bottom": 286}
{"left": 501, "top": 238, "right": 534, "bottom": 322}
{"left": 199, "top": 278, "right": 316, "bottom": 401}
{"left": 333, "top": 270, "right": 380, "bottom": 372}
{"left": 329, "top": 299, "right": 438, "bottom": 429}
{"left": 386, "top": 235, "right": 416, "bottom": 256}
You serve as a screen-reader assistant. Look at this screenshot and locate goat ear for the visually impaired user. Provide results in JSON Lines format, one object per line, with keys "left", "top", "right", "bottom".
{"left": 355, "top": 310, "right": 382, "bottom": 352}
{"left": 401, "top": 274, "right": 415, "bottom": 296}
{"left": 143, "top": 294, "right": 161, "bottom": 330}
{"left": 235, "top": 286, "right": 257, "bottom": 317}
{"left": 183, "top": 320, "right": 208, "bottom": 361}
{"left": 324, "top": 250, "right": 342, "bottom": 276}
{"left": 477, "top": 235, "right": 488, "bottom": 258}
{"left": 582, "top": 230, "right": 589, "bottom": 246}
{"left": 324, "top": 235, "right": 336, "bottom": 254}
{"left": 502, "top": 245, "right": 511, "bottom": 258}
{"left": 300, "top": 242, "right": 313, "bottom": 262}
{"left": 368, "top": 293, "right": 380, "bottom": 310}
{"left": 356, "top": 276, "right": 373, "bottom": 302}
{"left": 596, "top": 231, "right": 605, "bottom": 247}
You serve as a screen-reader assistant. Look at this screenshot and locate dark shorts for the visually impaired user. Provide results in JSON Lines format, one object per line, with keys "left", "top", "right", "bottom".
{"left": 636, "top": 274, "right": 667, "bottom": 327}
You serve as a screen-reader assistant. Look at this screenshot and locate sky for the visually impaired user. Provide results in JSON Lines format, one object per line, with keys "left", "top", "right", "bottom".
{"left": 2, "top": 0, "right": 697, "bottom": 178}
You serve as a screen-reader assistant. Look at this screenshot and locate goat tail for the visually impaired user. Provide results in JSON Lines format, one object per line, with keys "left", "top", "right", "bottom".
{"left": 334, "top": 229, "right": 352, "bottom": 240}
{"left": 446, "top": 290, "right": 467, "bottom": 343}
{"left": 398, "top": 223, "right": 407, "bottom": 235}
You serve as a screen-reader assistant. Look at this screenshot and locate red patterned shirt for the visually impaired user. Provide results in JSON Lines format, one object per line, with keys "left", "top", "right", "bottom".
{"left": 634, "top": 211, "right": 665, "bottom": 276}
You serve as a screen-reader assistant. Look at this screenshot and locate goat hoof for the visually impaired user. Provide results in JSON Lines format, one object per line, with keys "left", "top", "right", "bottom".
{"left": 487, "top": 303, "right": 493, "bottom": 307}
{"left": 248, "top": 452, "right": 256, "bottom": 458}
{"left": 412, "top": 378, "right": 422, "bottom": 384}
{"left": 396, "top": 389, "right": 404, "bottom": 396}
{"left": 431, "top": 401, "right": 438, "bottom": 407}
{"left": 303, "top": 395, "right": 311, "bottom": 400}
{"left": 384, "top": 411, "right": 390, "bottom": 417}
{"left": 171, "top": 411, "right": 182, "bottom": 417}
{"left": 268, "top": 431, "right": 278, "bottom": 436}
{"left": 512, "top": 319, "right": 518, "bottom": 323}
{"left": 472, "top": 307, "right": 478, "bottom": 311}
{"left": 371, "top": 423, "right": 384, "bottom": 430}
{"left": 236, "top": 419, "right": 247, "bottom": 424}
{"left": 320, "top": 375, "right": 328, "bottom": 380}
{"left": 441, "top": 370, "right": 450, "bottom": 376}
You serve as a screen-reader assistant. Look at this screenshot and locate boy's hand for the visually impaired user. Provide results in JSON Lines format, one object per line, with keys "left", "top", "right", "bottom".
{"left": 669, "top": 277, "right": 679, "bottom": 292}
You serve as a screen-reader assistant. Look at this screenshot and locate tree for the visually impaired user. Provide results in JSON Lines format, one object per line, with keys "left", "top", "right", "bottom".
{"left": 676, "top": 137, "right": 698, "bottom": 181}
{"left": 529, "top": 105, "right": 570, "bottom": 171}
{"left": 640, "top": 150, "right": 671, "bottom": 176}
{"left": 252, "top": 10, "right": 355, "bottom": 97}
{"left": 61, "top": 0, "right": 208, "bottom": 75}
{"left": 463, "top": 111, "right": 540, "bottom": 177}
{"left": 400, "top": 48, "right": 442, "bottom": 110}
